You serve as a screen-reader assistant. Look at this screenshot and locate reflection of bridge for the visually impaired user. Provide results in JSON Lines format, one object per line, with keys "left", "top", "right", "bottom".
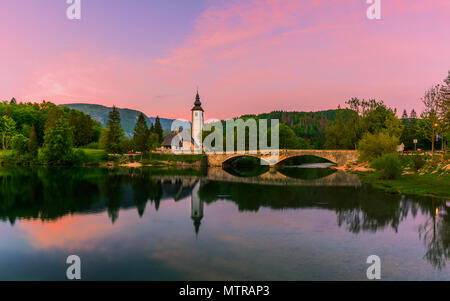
{"left": 154, "top": 168, "right": 361, "bottom": 187}
{"left": 206, "top": 149, "right": 359, "bottom": 167}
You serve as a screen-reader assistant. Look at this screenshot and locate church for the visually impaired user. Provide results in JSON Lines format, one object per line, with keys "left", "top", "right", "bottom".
{"left": 161, "top": 91, "right": 204, "bottom": 153}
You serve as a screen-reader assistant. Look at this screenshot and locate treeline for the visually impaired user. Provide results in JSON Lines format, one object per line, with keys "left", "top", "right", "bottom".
{"left": 324, "top": 71, "right": 450, "bottom": 159}
{"left": 98, "top": 107, "right": 164, "bottom": 154}
{"left": 241, "top": 110, "right": 340, "bottom": 148}
{"left": 0, "top": 100, "right": 165, "bottom": 165}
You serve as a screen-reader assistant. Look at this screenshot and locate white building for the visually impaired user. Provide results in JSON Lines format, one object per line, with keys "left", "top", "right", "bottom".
{"left": 191, "top": 90, "right": 204, "bottom": 153}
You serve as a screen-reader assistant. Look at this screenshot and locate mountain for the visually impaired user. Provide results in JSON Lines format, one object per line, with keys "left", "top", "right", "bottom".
{"left": 61, "top": 103, "right": 186, "bottom": 137}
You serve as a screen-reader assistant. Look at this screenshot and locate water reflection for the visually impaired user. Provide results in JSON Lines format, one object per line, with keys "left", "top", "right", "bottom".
{"left": 0, "top": 166, "right": 449, "bottom": 275}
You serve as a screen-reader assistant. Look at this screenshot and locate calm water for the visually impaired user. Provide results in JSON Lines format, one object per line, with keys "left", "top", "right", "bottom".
{"left": 0, "top": 166, "right": 449, "bottom": 281}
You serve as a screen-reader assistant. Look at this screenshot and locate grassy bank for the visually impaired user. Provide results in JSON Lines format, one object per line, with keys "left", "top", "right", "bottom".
{"left": 141, "top": 153, "right": 206, "bottom": 166}
{"left": 359, "top": 172, "right": 450, "bottom": 198}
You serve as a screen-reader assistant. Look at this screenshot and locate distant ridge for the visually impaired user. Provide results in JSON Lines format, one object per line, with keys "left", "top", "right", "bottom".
{"left": 61, "top": 103, "right": 181, "bottom": 137}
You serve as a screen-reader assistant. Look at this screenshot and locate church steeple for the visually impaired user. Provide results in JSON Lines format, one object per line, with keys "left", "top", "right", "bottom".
{"left": 192, "top": 90, "right": 204, "bottom": 111}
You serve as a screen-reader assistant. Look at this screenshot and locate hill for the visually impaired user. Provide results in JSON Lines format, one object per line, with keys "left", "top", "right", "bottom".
{"left": 61, "top": 103, "right": 179, "bottom": 137}
{"left": 241, "top": 110, "right": 343, "bottom": 148}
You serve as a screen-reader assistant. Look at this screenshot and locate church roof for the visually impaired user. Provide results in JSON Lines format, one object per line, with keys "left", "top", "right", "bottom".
{"left": 192, "top": 91, "right": 204, "bottom": 111}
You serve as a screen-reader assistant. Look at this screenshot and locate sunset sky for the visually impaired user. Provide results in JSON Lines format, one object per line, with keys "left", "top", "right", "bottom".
{"left": 1, "top": 0, "right": 449, "bottom": 120}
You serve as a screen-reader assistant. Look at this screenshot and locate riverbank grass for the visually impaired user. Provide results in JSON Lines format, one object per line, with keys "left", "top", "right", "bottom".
{"left": 360, "top": 172, "right": 450, "bottom": 198}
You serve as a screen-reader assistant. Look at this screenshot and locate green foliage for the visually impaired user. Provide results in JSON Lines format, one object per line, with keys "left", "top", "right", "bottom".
{"left": 11, "top": 134, "right": 29, "bottom": 156}
{"left": 148, "top": 132, "right": 160, "bottom": 151}
{"left": 244, "top": 110, "right": 340, "bottom": 148}
{"left": 44, "top": 106, "right": 65, "bottom": 130}
{"left": 104, "top": 106, "right": 124, "bottom": 154}
{"left": 28, "top": 125, "right": 38, "bottom": 157}
{"left": 0, "top": 115, "right": 17, "bottom": 149}
{"left": 410, "top": 155, "right": 425, "bottom": 171}
{"left": 325, "top": 99, "right": 403, "bottom": 151}
{"left": 83, "top": 142, "right": 99, "bottom": 149}
{"left": 68, "top": 110, "right": 98, "bottom": 146}
{"left": 153, "top": 116, "right": 164, "bottom": 144}
{"left": 72, "top": 149, "right": 88, "bottom": 164}
{"left": 133, "top": 113, "right": 150, "bottom": 152}
{"left": 358, "top": 131, "right": 399, "bottom": 161}
{"left": 279, "top": 123, "right": 309, "bottom": 149}
{"left": 41, "top": 118, "right": 74, "bottom": 165}
{"left": 370, "top": 154, "right": 403, "bottom": 180}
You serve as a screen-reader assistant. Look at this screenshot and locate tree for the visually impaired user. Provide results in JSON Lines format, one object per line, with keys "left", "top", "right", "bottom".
{"left": 41, "top": 118, "right": 74, "bottom": 164}
{"left": 421, "top": 85, "right": 443, "bottom": 158}
{"left": 11, "top": 134, "right": 29, "bottom": 156}
{"left": 402, "top": 109, "right": 408, "bottom": 119}
{"left": 44, "top": 107, "right": 65, "bottom": 130}
{"left": 148, "top": 132, "right": 160, "bottom": 151}
{"left": 0, "top": 115, "right": 17, "bottom": 149}
{"left": 68, "top": 110, "right": 95, "bottom": 146}
{"left": 410, "top": 109, "right": 417, "bottom": 119}
{"left": 439, "top": 71, "right": 450, "bottom": 141}
{"left": 279, "top": 123, "right": 308, "bottom": 149}
{"left": 154, "top": 116, "right": 163, "bottom": 144}
{"left": 133, "top": 113, "right": 149, "bottom": 152}
{"left": 28, "top": 125, "right": 38, "bottom": 157}
{"left": 358, "top": 131, "right": 399, "bottom": 161}
{"left": 105, "top": 106, "right": 124, "bottom": 154}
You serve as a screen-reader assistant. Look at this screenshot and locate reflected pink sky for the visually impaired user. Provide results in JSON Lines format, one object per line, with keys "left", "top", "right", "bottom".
{"left": 1, "top": 0, "right": 449, "bottom": 119}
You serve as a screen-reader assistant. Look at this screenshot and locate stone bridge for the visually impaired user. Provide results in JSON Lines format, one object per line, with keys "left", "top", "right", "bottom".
{"left": 206, "top": 149, "right": 359, "bottom": 167}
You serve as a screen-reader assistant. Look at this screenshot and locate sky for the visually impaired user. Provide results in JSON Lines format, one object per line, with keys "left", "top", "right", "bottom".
{"left": 1, "top": 0, "right": 449, "bottom": 120}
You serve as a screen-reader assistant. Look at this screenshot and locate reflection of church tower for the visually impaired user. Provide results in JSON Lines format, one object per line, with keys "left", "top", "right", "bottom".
{"left": 191, "top": 90, "right": 204, "bottom": 153}
{"left": 191, "top": 181, "right": 203, "bottom": 236}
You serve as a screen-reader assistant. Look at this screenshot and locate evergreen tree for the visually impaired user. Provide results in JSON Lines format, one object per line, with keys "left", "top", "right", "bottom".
{"left": 133, "top": 113, "right": 149, "bottom": 152}
{"left": 401, "top": 109, "right": 408, "bottom": 119}
{"left": 28, "top": 125, "right": 38, "bottom": 157}
{"left": 105, "top": 106, "right": 124, "bottom": 154}
{"left": 154, "top": 116, "right": 163, "bottom": 144}
{"left": 410, "top": 109, "right": 417, "bottom": 119}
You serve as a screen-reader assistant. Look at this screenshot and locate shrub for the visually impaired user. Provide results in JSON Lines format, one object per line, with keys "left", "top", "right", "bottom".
{"left": 358, "top": 131, "right": 399, "bottom": 161}
{"left": 72, "top": 149, "right": 88, "bottom": 165}
{"left": 370, "top": 154, "right": 402, "bottom": 179}
{"left": 83, "top": 142, "right": 99, "bottom": 149}
{"left": 410, "top": 155, "right": 425, "bottom": 171}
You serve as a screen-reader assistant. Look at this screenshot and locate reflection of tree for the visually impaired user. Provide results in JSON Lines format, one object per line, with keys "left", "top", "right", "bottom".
{"left": 0, "top": 167, "right": 167, "bottom": 224}
{"left": 199, "top": 180, "right": 442, "bottom": 234}
{"left": 419, "top": 202, "right": 450, "bottom": 270}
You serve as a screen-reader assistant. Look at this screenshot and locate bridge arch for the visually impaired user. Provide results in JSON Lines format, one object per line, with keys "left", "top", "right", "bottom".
{"left": 221, "top": 154, "right": 270, "bottom": 166}
{"left": 275, "top": 154, "right": 336, "bottom": 166}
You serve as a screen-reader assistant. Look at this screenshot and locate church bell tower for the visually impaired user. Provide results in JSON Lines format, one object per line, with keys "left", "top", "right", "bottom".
{"left": 191, "top": 90, "right": 204, "bottom": 153}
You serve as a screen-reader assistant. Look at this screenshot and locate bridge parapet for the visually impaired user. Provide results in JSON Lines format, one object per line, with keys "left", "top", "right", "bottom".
{"left": 206, "top": 149, "right": 359, "bottom": 167}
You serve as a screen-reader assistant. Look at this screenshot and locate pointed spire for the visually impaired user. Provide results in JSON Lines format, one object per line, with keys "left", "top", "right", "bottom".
{"left": 192, "top": 89, "right": 204, "bottom": 111}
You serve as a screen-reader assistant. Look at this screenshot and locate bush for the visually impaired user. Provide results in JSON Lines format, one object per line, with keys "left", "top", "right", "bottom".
{"left": 358, "top": 131, "right": 399, "bottom": 161}
{"left": 83, "top": 142, "right": 99, "bottom": 149}
{"left": 370, "top": 154, "right": 402, "bottom": 179}
{"left": 72, "top": 149, "right": 88, "bottom": 165}
{"left": 410, "top": 155, "right": 425, "bottom": 171}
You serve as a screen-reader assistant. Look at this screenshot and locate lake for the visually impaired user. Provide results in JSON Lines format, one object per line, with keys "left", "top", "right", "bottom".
{"left": 0, "top": 166, "right": 448, "bottom": 280}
